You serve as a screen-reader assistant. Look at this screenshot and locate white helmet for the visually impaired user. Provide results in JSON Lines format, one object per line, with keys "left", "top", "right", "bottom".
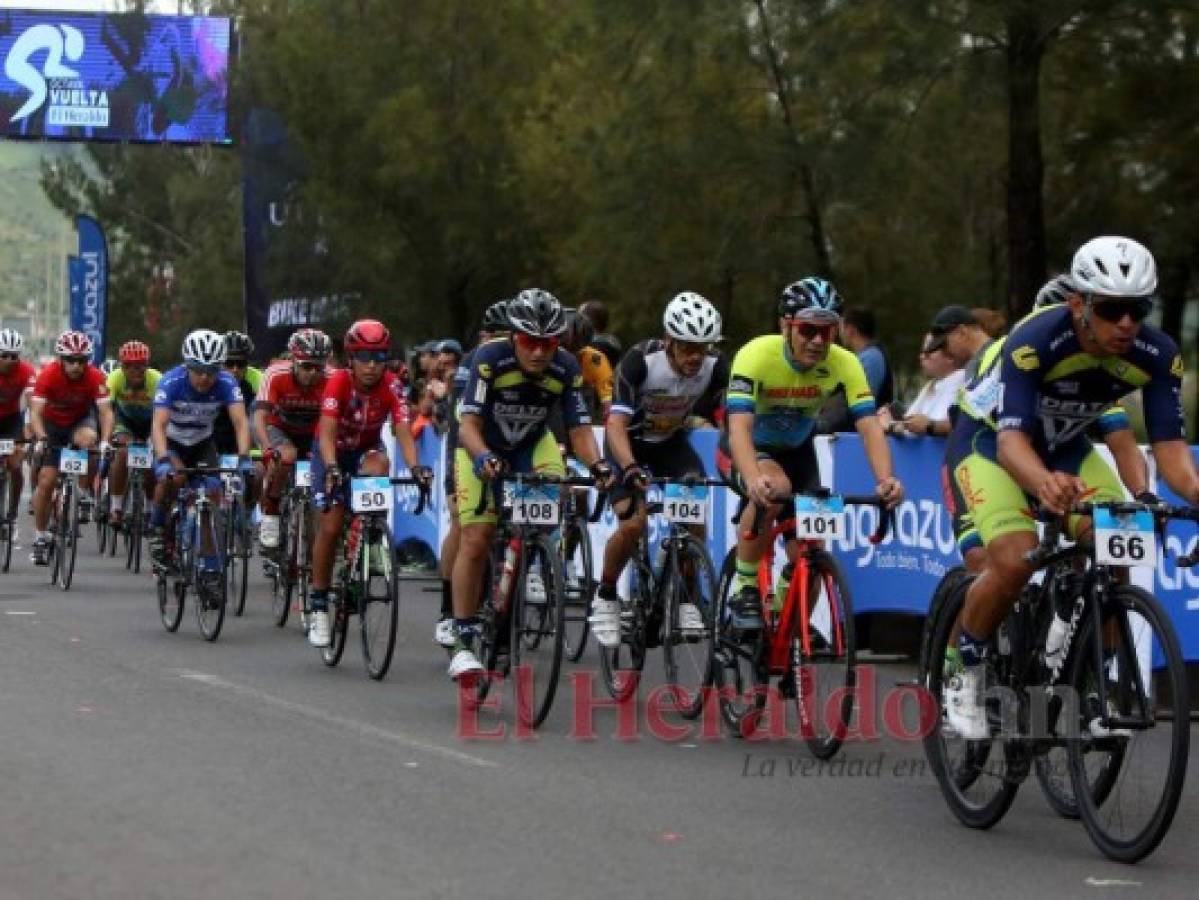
{"left": 1071, "top": 236, "right": 1157, "bottom": 298}
{"left": 182, "top": 329, "right": 227, "bottom": 367}
{"left": 1034, "top": 273, "right": 1075, "bottom": 309}
{"left": 0, "top": 328, "right": 24, "bottom": 353}
{"left": 663, "top": 292, "right": 722, "bottom": 342}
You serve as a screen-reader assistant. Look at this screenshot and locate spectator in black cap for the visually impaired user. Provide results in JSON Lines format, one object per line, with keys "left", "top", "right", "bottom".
{"left": 882, "top": 331, "right": 966, "bottom": 438}
{"left": 931, "top": 305, "right": 991, "bottom": 369}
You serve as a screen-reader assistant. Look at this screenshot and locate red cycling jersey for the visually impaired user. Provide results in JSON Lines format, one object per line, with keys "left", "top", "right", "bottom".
{"left": 32, "top": 361, "right": 110, "bottom": 428}
{"left": 320, "top": 368, "right": 409, "bottom": 452}
{"left": 256, "top": 360, "right": 330, "bottom": 437}
{"left": 0, "top": 360, "right": 36, "bottom": 418}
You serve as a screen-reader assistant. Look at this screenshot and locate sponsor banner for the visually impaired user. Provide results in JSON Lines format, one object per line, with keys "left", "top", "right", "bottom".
{"left": 1152, "top": 448, "right": 1199, "bottom": 665}
{"left": 74, "top": 214, "right": 107, "bottom": 363}
{"left": 1, "top": 11, "right": 232, "bottom": 143}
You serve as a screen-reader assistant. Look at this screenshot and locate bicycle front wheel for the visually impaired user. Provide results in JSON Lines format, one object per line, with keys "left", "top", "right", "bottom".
{"left": 712, "top": 550, "right": 767, "bottom": 737}
{"left": 921, "top": 575, "right": 1019, "bottom": 829}
{"left": 226, "top": 501, "right": 249, "bottom": 617}
{"left": 321, "top": 587, "right": 350, "bottom": 667}
{"left": 0, "top": 476, "right": 12, "bottom": 573}
{"left": 561, "top": 515, "right": 593, "bottom": 662}
{"left": 511, "top": 533, "right": 566, "bottom": 729}
{"left": 360, "top": 525, "right": 399, "bottom": 680}
{"left": 661, "top": 534, "right": 718, "bottom": 720}
{"left": 1067, "top": 585, "right": 1189, "bottom": 863}
{"left": 127, "top": 491, "right": 144, "bottom": 574}
{"left": 159, "top": 576, "right": 185, "bottom": 632}
{"left": 195, "top": 508, "right": 228, "bottom": 641}
{"left": 793, "top": 549, "right": 856, "bottom": 760}
{"left": 59, "top": 486, "right": 78, "bottom": 591}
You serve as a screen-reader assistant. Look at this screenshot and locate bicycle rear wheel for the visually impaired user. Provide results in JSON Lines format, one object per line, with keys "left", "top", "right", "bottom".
{"left": 795, "top": 549, "right": 856, "bottom": 760}
{"left": 467, "top": 556, "right": 503, "bottom": 709}
{"left": 921, "top": 576, "right": 1019, "bottom": 829}
{"left": 360, "top": 525, "right": 399, "bottom": 680}
{"left": 511, "top": 533, "right": 566, "bottom": 729}
{"left": 712, "top": 549, "right": 767, "bottom": 737}
{"left": 96, "top": 480, "right": 109, "bottom": 554}
{"left": 158, "top": 576, "right": 186, "bottom": 632}
{"left": 126, "top": 490, "right": 144, "bottom": 573}
{"left": 1067, "top": 585, "right": 1188, "bottom": 863}
{"left": 226, "top": 500, "right": 249, "bottom": 617}
{"left": 321, "top": 586, "right": 350, "bottom": 667}
{"left": 0, "top": 475, "right": 12, "bottom": 573}
{"left": 661, "top": 534, "right": 717, "bottom": 720}
{"left": 273, "top": 501, "right": 294, "bottom": 627}
{"left": 561, "top": 515, "right": 593, "bottom": 662}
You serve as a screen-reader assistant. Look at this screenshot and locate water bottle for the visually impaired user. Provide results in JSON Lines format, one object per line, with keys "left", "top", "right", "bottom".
{"left": 495, "top": 538, "right": 519, "bottom": 613}
{"left": 1044, "top": 614, "right": 1070, "bottom": 672}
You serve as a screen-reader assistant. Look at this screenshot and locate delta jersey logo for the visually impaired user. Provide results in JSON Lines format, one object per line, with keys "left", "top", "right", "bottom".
{"left": 5, "top": 23, "right": 110, "bottom": 127}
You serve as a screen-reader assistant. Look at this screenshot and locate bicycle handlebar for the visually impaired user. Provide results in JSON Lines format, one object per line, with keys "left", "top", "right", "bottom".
{"left": 472, "top": 472, "right": 608, "bottom": 521}
{"left": 616, "top": 475, "right": 727, "bottom": 522}
{"left": 1023, "top": 500, "right": 1199, "bottom": 568}
{"left": 388, "top": 476, "right": 430, "bottom": 516}
{"left": 742, "top": 492, "right": 893, "bottom": 546}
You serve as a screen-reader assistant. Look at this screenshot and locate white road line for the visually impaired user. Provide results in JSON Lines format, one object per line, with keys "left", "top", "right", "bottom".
{"left": 5, "top": 611, "right": 36, "bottom": 616}
{"left": 173, "top": 668, "right": 497, "bottom": 769}
{"left": 1084, "top": 876, "right": 1142, "bottom": 887}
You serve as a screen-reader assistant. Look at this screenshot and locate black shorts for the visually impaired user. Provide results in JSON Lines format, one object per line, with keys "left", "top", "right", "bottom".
{"left": 168, "top": 438, "right": 219, "bottom": 470}
{"left": 605, "top": 430, "right": 706, "bottom": 506}
{"left": 0, "top": 412, "right": 22, "bottom": 441}
{"left": 716, "top": 436, "right": 821, "bottom": 499}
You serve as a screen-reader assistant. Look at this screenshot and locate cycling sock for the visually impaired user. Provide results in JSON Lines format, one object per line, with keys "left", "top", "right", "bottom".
{"left": 440, "top": 579, "right": 452, "bottom": 618}
{"left": 957, "top": 628, "right": 989, "bottom": 667}
{"left": 310, "top": 588, "right": 328, "bottom": 612}
{"left": 734, "top": 558, "right": 758, "bottom": 593}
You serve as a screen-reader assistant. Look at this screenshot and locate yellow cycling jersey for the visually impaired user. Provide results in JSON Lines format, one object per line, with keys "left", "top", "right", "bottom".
{"left": 726, "top": 335, "right": 875, "bottom": 449}
{"left": 106, "top": 367, "right": 162, "bottom": 427}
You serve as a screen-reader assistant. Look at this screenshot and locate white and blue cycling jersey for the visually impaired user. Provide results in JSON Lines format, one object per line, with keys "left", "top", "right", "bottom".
{"left": 153, "top": 365, "right": 243, "bottom": 447}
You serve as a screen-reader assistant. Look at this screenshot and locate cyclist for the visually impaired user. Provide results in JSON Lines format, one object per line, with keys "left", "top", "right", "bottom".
{"left": 945, "top": 236, "right": 1199, "bottom": 739}
{"left": 105, "top": 341, "right": 161, "bottom": 527}
{"left": 213, "top": 330, "right": 264, "bottom": 504}
{"left": 560, "top": 308, "right": 615, "bottom": 421}
{"left": 254, "top": 328, "right": 333, "bottom": 551}
{"left": 588, "top": 292, "right": 729, "bottom": 647}
{"left": 722, "top": 278, "right": 903, "bottom": 631}
{"left": 309, "top": 320, "right": 430, "bottom": 648}
{"left": 434, "top": 300, "right": 511, "bottom": 649}
{"left": 0, "top": 328, "right": 35, "bottom": 523}
{"left": 448, "top": 288, "right": 616, "bottom": 679}
{"left": 29, "top": 331, "right": 113, "bottom": 564}
{"left": 149, "top": 330, "right": 254, "bottom": 570}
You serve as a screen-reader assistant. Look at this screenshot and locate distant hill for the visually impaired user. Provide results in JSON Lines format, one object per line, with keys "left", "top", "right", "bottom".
{"left": 0, "top": 142, "right": 77, "bottom": 319}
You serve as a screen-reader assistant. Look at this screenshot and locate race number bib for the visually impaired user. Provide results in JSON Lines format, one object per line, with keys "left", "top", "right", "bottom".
{"left": 663, "top": 483, "right": 708, "bottom": 525}
{"left": 1094, "top": 507, "right": 1156, "bottom": 568}
{"left": 351, "top": 476, "right": 393, "bottom": 513}
{"left": 793, "top": 494, "right": 846, "bottom": 540}
{"left": 0, "top": 439, "right": 14, "bottom": 455}
{"left": 127, "top": 444, "right": 152, "bottom": 470}
{"left": 511, "top": 481, "right": 560, "bottom": 526}
{"left": 59, "top": 448, "right": 88, "bottom": 474}
{"left": 295, "top": 460, "right": 313, "bottom": 488}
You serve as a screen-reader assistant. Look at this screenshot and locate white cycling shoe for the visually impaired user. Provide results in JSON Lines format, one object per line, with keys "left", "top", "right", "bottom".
{"left": 433, "top": 618, "right": 457, "bottom": 649}
{"left": 259, "top": 515, "right": 281, "bottom": 549}
{"left": 945, "top": 664, "right": 990, "bottom": 741}
{"left": 678, "top": 602, "right": 705, "bottom": 635}
{"left": 449, "top": 648, "right": 483, "bottom": 681}
{"left": 308, "top": 611, "right": 331, "bottom": 648}
{"left": 588, "top": 598, "right": 622, "bottom": 649}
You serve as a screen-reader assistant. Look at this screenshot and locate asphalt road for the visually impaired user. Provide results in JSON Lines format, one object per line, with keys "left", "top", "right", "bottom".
{"left": 1, "top": 528, "right": 1196, "bottom": 900}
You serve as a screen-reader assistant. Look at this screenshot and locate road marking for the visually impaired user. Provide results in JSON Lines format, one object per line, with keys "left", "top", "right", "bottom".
{"left": 1085, "top": 877, "right": 1142, "bottom": 888}
{"left": 173, "top": 668, "right": 497, "bottom": 769}
{"left": 5, "top": 611, "right": 36, "bottom": 616}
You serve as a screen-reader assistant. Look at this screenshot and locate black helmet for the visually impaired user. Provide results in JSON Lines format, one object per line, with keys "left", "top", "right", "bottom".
{"left": 507, "top": 288, "right": 567, "bottom": 338}
{"left": 778, "top": 277, "right": 843, "bottom": 320}
{"left": 562, "top": 308, "right": 594, "bottom": 352}
{"left": 482, "top": 300, "right": 511, "bottom": 332}
{"left": 223, "top": 330, "right": 255, "bottom": 360}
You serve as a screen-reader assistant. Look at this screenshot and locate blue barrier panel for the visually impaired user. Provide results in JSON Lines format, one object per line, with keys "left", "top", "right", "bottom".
{"left": 829, "top": 433, "right": 958, "bottom": 617}
{"left": 1152, "top": 448, "right": 1199, "bottom": 664}
{"left": 390, "top": 428, "right": 443, "bottom": 552}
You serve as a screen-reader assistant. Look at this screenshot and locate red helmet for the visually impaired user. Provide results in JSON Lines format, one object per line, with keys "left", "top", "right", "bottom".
{"left": 119, "top": 340, "right": 151, "bottom": 364}
{"left": 55, "top": 330, "right": 94, "bottom": 357}
{"left": 344, "top": 319, "right": 390, "bottom": 352}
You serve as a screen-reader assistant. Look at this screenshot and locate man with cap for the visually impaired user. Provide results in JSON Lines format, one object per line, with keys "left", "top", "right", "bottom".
{"left": 929, "top": 305, "right": 992, "bottom": 371}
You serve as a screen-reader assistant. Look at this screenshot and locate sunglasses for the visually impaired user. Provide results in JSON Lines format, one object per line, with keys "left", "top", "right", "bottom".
{"left": 122, "top": 362, "right": 147, "bottom": 371}
{"left": 225, "top": 360, "right": 248, "bottom": 369}
{"left": 670, "top": 341, "right": 713, "bottom": 357}
{"left": 62, "top": 355, "right": 89, "bottom": 365}
{"left": 790, "top": 322, "right": 837, "bottom": 341}
{"left": 515, "top": 332, "right": 560, "bottom": 353}
{"left": 0, "top": 352, "right": 19, "bottom": 361}
{"left": 296, "top": 361, "right": 323, "bottom": 372}
{"left": 187, "top": 364, "right": 220, "bottom": 377}
{"left": 1091, "top": 297, "right": 1153, "bottom": 324}
{"left": 350, "top": 350, "right": 389, "bottom": 364}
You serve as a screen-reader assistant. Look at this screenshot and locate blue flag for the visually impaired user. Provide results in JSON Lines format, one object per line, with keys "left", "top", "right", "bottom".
{"left": 74, "top": 214, "right": 108, "bottom": 363}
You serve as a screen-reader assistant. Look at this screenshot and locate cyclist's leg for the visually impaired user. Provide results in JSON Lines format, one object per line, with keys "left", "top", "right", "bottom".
{"left": 436, "top": 463, "right": 461, "bottom": 645}
{"left": 306, "top": 448, "right": 360, "bottom": 646}
{"left": 108, "top": 427, "right": 134, "bottom": 522}
{"left": 34, "top": 420, "right": 72, "bottom": 534}
{"left": 259, "top": 425, "right": 300, "bottom": 548}
{"left": 71, "top": 410, "right": 100, "bottom": 508}
{"left": 0, "top": 413, "right": 24, "bottom": 519}
{"left": 449, "top": 447, "right": 498, "bottom": 674}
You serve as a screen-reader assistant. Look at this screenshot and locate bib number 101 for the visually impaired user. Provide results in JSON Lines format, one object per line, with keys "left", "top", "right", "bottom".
{"left": 793, "top": 495, "right": 846, "bottom": 540}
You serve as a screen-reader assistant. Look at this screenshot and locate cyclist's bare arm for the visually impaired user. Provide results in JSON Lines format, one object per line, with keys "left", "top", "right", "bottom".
{"left": 1103, "top": 428, "right": 1150, "bottom": 498}
{"left": 227, "top": 402, "right": 252, "bottom": 457}
{"left": 1151, "top": 438, "right": 1199, "bottom": 505}
{"left": 604, "top": 411, "right": 635, "bottom": 470}
{"left": 567, "top": 423, "right": 601, "bottom": 468}
{"left": 997, "top": 429, "right": 1082, "bottom": 515}
{"left": 151, "top": 407, "right": 170, "bottom": 462}
{"left": 855, "top": 413, "right": 903, "bottom": 506}
{"left": 29, "top": 397, "right": 47, "bottom": 441}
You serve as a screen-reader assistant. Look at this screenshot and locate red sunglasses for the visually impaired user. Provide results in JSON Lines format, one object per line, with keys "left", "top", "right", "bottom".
{"left": 790, "top": 321, "right": 837, "bottom": 341}
{"left": 515, "top": 332, "right": 559, "bottom": 352}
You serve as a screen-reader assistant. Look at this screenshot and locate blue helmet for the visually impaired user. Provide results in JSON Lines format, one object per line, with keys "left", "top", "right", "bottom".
{"left": 778, "top": 277, "right": 842, "bottom": 320}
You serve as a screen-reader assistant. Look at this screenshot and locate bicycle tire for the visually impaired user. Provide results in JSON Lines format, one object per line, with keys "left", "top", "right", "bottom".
{"left": 1067, "top": 585, "right": 1188, "bottom": 863}
{"left": 228, "top": 501, "right": 249, "bottom": 618}
{"left": 661, "top": 533, "right": 718, "bottom": 721}
{"left": 468, "top": 555, "right": 502, "bottom": 709}
{"left": 0, "top": 475, "right": 12, "bottom": 573}
{"left": 321, "top": 586, "right": 350, "bottom": 667}
{"left": 561, "top": 515, "right": 593, "bottom": 663}
{"left": 126, "top": 489, "right": 144, "bottom": 574}
{"left": 273, "top": 501, "right": 293, "bottom": 627}
{"left": 795, "top": 549, "right": 856, "bottom": 760}
{"left": 59, "top": 483, "right": 78, "bottom": 591}
{"left": 712, "top": 549, "right": 767, "bottom": 737}
{"left": 360, "top": 524, "right": 399, "bottom": 681}
{"left": 921, "top": 576, "right": 1019, "bottom": 829}
{"left": 511, "top": 533, "right": 566, "bottom": 729}
{"left": 159, "top": 575, "right": 185, "bottom": 632}
{"left": 195, "top": 506, "right": 227, "bottom": 641}
{"left": 96, "top": 480, "right": 109, "bottom": 554}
